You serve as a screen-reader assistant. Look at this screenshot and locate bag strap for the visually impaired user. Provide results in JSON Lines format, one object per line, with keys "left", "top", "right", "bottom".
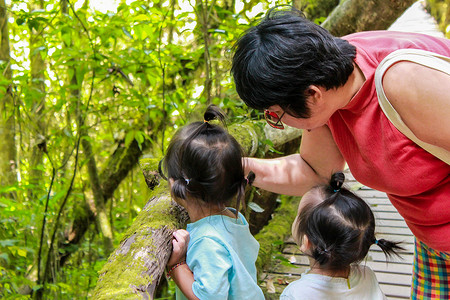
{"left": 374, "top": 49, "right": 450, "bottom": 165}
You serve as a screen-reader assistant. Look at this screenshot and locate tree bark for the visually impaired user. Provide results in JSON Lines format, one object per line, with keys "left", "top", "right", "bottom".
{"left": 0, "top": 0, "right": 17, "bottom": 191}
{"left": 92, "top": 189, "right": 189, "bottom": 299}
{"left": 321, "top": 0, "right": 416, "bottom": 36}
{"left": 28, "top": 0, "right": 47, "bottom": 201}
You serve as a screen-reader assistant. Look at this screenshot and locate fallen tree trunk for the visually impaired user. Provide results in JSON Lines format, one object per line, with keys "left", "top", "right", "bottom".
{"left": 92, "top": 185, "right": 189, "bottom": 299}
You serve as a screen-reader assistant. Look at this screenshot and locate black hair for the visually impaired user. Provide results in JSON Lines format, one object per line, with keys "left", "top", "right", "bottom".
{"left": 161, "top": 105, "right": 254, "bottom": 215}
{"left": 231, "top": 6, "right": 356, "bottom": 118}
{"left": 294, "top": 172, "right": 404, "bottom": 271}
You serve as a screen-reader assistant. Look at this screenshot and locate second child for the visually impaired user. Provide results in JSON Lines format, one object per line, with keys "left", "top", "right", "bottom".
{"left": 281, "top": 172, "right": 404, "bottom": 300}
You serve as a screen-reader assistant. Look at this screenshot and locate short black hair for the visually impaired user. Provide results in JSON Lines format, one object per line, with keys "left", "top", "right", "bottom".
{"left": 231, "top": 6, "right": 356, "bottom": 118}
{"left": 161, "top": 105, "right": 250, "bottom": 213}
{"left": 294, "top": 172, "right": 403, "bottom": 271}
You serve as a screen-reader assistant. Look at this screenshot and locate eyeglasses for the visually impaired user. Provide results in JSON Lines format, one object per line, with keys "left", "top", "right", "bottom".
{"left": 264, "top": 110, "right": 285, "bottom": 130}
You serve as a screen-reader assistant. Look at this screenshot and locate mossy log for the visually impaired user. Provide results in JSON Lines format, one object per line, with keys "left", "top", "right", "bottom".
{"left": 92, "top": 122, "right": 302, "bottom": 298}
{"left": 321, "top": 0, "right": 416, "bottom": 36}
{"left": 92, "top": 183, "right": 189, "bottom": 299}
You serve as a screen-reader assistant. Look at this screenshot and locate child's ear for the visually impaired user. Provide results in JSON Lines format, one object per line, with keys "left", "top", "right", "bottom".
{"left": 300, "top": 235, "right": 310, "bottom": 253}
{"left": 291, "top": 216, "right": 300, "bottom": 243}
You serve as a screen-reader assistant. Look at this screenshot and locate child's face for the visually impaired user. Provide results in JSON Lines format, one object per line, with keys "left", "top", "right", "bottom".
{"left": 291, "top": 188, "right": 324, "bottom": 250}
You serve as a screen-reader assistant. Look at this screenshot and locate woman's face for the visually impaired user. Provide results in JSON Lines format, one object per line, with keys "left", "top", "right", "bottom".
{"left": 267, "top": 85, "right": 343, "bottom": 131}
{"left": 267, "top": 104, "right": 332, "bottom": 131}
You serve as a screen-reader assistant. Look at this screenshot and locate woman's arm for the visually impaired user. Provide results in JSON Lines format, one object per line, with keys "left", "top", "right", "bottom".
{"left": 244, "top": 125, "right": 345, "bottom": 196}
{"left": 383, "top": 61, "right": 450, "bottom": 151}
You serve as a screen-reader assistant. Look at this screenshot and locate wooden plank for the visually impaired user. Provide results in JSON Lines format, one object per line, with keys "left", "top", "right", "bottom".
{"left": 375, "top": 219, "right": 409, "bottom": 227}
{"left": 371, "top": 205, "right": 402, "bottom": 212}
{"left": 375, "top": 226, "right": 412, "bottom": 236}
{"left": 373, "top": 211, "right": 408, "bottom": 221}
{"left": 367, "top": 250, "right": 414, "bottom": 265}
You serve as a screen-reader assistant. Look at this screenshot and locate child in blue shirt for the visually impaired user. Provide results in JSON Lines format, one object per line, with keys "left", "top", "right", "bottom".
{"left": 160, "top": 105, "right": 265, "bottom": 300}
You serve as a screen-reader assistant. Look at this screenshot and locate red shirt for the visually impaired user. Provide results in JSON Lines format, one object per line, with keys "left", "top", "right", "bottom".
{"left": 328, "top": 31, "right": 450, "bottom": 251}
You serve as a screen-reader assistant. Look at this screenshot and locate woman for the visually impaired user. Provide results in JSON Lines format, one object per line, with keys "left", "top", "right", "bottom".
{"left": 231, "top": 7, "right": 450, "bottom": 300}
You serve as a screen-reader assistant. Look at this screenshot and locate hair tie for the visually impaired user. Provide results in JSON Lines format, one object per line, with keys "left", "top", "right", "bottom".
{"left": 374, "top": 239, "right": 379, "bottom": 245}
{"left": 204, "top": 119, "right": 209, "bottom": 123}
{"left": 184, "top": 178, "right": 190, "bottom": 185}
{"left": 333, "top": 188, "right": 340, "bottom": 193}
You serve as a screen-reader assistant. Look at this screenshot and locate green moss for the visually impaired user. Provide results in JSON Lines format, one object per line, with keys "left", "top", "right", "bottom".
{"left": 229, "top": 122, "right": 261, "bottom": 156}
{"left": 139, "top": 158, "right": 160, "bottom": 174}
{"left": 92, "top": 192, "right": 181, "bottom": 299}
{"left": 254, "top": 195, "right": 300, "bottom": 272}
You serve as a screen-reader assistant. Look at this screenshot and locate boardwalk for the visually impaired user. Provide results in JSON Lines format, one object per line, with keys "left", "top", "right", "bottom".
{"left": 259, "top": 2, "right": 443, "bottom": 298}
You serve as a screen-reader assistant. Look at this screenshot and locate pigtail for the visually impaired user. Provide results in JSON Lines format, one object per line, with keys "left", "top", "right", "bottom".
{"left": 329, "top": 172, "right": 345, "bottom": 193}
{"left": 312, "top": 245, "right": 332, "bottom": 266}
{"left": 203, "top": 104, "right": 227, "bottom": 126}
{"left": 179, "top": 105, "right": 227, "bottom": 156}
{"left": 246, "top": 171, "right": 256, "bottom": 186}
{"left": 374, "top": 238, "right": 405, "bottom": 259}
{"left": 171, "top": 178, "right": 189, "bottom": 200}
{"left": 234, "top": 171, "right": 256, "bottom": 216}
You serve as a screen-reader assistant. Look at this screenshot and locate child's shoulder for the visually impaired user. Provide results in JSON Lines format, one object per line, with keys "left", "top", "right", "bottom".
{"left": 280, "top": 274, "right": 318, "bottom": 300}
{"left": 350, "top": 264, "right": 377, "bottom": 278}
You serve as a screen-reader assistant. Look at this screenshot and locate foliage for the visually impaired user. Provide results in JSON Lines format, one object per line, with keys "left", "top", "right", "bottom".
{"left": 0, "top": 0, "right": 306, "bottom": 298}
{"left": 425, "top": 0, "right": 450, "bottom": 38}
{"left": 0, "top": 0, "right": 342, "bottom": 296}
{"left": 298, "top": 0, "right": 339, "bottom": 24}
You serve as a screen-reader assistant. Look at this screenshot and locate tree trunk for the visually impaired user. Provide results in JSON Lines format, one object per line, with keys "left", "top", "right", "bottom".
{"left": 28, "top": 0, "right": 47, "bottom": 202}
{"left": 322, "top": 0, "right": 416, "bottom": 36}
{"left": 0, "top": 0, "right": 17, "bottom": 191}
{"left": 92, "top": 188, "right": 189, "bottom": 299}
{"left": 93, "top": 123, "right": 302, "bottom": 298}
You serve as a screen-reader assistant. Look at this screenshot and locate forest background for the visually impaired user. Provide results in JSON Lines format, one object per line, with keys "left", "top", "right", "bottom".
{"left": 1, "top": 0, "right": 449, "bottom": 299}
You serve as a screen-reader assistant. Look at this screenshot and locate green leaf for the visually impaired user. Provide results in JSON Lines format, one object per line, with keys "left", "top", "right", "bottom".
{"left": 0, "top": 253, "right": 9, "bottom": 263}
{"left": 124, "top": 130, "right": 135, "bottom": 148}
{"left": 16, "top": 18, "right": 25, "bottom": 26}
{"left": 17, "top": 249, "right": 27, "bottom": 257}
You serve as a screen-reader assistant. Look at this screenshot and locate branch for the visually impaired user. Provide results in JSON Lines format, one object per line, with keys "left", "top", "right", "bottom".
{"left": 321, "top": 0, "right": 416, "bottom": 36}
{"left": 92, "top": 189, "right": 189, "bottom": 299}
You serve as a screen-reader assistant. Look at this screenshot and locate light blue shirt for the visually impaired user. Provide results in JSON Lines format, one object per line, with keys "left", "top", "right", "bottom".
{"left": 176, "top": 209, "right": 265, "bottom": 300}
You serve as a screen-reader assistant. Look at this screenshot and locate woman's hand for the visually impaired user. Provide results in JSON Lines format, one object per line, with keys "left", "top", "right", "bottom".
{"left": 167, "top": 229, "right": 190, "bottom": 268}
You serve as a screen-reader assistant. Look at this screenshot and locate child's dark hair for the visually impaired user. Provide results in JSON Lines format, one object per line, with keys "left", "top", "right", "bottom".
{"left": 161, "top": 105, "right": 254, "bottom": 214}
{"left": 295, "top": 172, "right": 404, "bottom": 271}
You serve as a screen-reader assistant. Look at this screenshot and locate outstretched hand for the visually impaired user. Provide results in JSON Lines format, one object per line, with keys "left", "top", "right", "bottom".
{"left": 167, "top": 229, "right": 190, "bottom": 268}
